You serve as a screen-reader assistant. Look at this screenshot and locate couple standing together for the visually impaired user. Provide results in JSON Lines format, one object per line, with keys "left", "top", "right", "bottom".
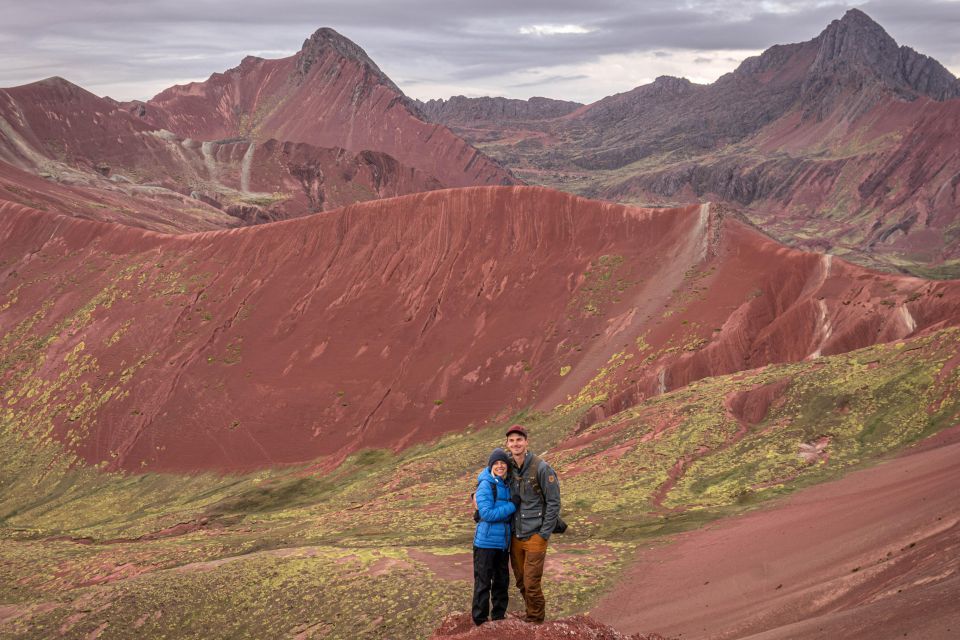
{"left": 472, "top": 424, "right": 561, "bottom": 626}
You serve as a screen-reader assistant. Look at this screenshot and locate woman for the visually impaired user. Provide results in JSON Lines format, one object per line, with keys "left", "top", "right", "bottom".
{"left": 472, "top": 447, "right": 521, "bottom": 626}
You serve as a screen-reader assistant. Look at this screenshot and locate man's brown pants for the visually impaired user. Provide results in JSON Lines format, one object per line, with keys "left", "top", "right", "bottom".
{"left": 510, "top": 533, "right": 548, "bottom": 623}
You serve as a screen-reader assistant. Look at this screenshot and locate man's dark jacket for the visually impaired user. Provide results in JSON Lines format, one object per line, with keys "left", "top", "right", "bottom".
{"left": 508, "top": 451, "right": 561, "bottom": 540}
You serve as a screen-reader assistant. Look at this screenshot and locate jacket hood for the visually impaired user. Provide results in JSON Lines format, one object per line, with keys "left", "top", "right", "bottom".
{"left": 478, "top": 467, "right": 507, "bottom": 484}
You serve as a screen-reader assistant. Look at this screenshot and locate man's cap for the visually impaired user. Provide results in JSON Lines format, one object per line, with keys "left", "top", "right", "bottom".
{"left": 488, "top": 448, "right": 511, "bottom": 468}
{"left": 505, "top": 424, "right": 528, "bottom": 438}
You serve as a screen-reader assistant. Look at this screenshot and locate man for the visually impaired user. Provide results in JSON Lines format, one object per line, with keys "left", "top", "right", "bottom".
{"left": 504, "top": 424, "right": 560, "bottom": 624}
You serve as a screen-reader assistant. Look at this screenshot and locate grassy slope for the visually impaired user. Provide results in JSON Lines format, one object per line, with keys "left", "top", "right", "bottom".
{"left": 2, "top": 325, "right": 959, "bottom": 639}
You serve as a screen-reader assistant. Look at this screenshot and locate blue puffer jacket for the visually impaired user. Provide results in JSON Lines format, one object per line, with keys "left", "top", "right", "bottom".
{"left": 473, "top": 468, "right": 516, "bottom": 550}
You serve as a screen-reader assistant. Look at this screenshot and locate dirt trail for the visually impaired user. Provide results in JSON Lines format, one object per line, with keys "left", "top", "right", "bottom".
{"left": 592, "top": 426, "right": 960, "bottom": 639}
{"left": 538, "top": 203, "right": 713, "bottom": 410}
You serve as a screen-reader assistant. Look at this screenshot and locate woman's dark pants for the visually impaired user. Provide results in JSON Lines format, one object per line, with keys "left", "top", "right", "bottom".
{"left": 472, "top": 547, "right": 510, "bottom": 625}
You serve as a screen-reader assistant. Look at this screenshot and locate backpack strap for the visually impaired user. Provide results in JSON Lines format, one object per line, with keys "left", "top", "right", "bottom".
{"left": 520, "top": 453, "right": 545, "bottom": 500}
{"left": 476, "top": 477, "right": 500, "bottom": 501}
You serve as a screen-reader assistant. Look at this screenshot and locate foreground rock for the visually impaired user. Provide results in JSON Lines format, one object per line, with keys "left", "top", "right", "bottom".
{"left": 431, "top": 612, "right": 672, "bottom": 640}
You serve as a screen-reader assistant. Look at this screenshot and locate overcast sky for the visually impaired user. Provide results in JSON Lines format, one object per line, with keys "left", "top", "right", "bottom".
{"left": 1, "top": 0, "right": 958, "bottom": 104}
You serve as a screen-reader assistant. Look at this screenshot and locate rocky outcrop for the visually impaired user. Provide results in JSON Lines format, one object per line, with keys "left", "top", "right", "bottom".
{"left": 417, "top": 95, "right": 582, "bottom": 124}
{"left": 295, "top": 28, "right": 403, "bottom": 95}
{"left": 800, "top": 9, "right": 960, "bottom": 119}
{"left": 430, "top": 613, "right": 672, "bottom": 639}
{"left": 808, "top": 9, "right": 960, "bottom": 100}
{"left": 603, "top": 155, "right": 847, "bottom": 206}
{"left": 563, "top": 9, "right": 960, "bottom": 168}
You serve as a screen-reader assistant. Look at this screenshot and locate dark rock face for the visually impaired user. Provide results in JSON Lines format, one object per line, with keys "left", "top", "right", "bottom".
{"left": 417, "top": 95, "right": 582, "bottom": 124}
{"left": 817, "top": 9, "right": 959, "bottom": 100}
{"left": 225, "top": 203, "right": 277, "bottom": 224}
{"left": 567, "top": 67, "right": 805, "bottom": 170}
{"left": 296, "top": 26, "right": 404, "bottom": 97}
{"left": 605, "top": 156, "right": 830, "bottom": 205}
{"left": 571, "top": 11, "right": 959, "bottom": 170}
{"left": 801, "top": 9, "right": 960, "bottom": 118}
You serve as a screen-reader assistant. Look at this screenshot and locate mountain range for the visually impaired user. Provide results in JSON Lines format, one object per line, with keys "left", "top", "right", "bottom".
{"left": 422, "top": 9, "right": 960, "bottom": 277}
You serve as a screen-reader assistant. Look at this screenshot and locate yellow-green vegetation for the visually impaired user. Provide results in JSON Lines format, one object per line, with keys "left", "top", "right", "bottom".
{"left": 2, "top": 328, "right": 960, "bottom": 638}
{"left": 0, "top": 254, "right": 213, "bottom": 463}
{"left": 557, "top": 350, "right": 634, "bottom": 413}
{"left": 237, "top": 192, "right": 289, "bottom": 208}
{"left": 569, "top": 254, "right": 634, "bottom": 318}
{"left": 554, "top": 329, "right": 960, "bottom": 536}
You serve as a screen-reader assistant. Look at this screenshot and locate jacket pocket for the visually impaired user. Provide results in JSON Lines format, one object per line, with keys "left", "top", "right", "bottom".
{"left": 519, "top": 508, "right": 543, "bottom": 537}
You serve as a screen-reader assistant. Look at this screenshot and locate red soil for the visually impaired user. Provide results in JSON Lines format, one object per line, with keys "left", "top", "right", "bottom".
{"left": 591, "top": 427, "right": 960, "bottom": 639}
{"left": 0, "top": 77, "right": 443, "bottom": 232}
{"left": 431, "top": 612, "right": 671, "bottom": 640}
{"left": 751, "top": 94, "right": 960, "bottom": 261}
{"left": 725, "top": 378, "right": 791, "bottom": 426}
{"left": 3, "top": 187, "right": 960, "bottom": 473}
{"left": 0, "top": 77, "right": 154, "bottom": 170}
{"left": 0, "top": 159, "right": 231, "bottom": 233}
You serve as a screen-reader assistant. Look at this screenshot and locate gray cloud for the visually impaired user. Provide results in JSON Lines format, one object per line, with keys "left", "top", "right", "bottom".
{"left": 508, "top": 74, "right": 591, "bottom": 89}
{"left": 0, "top": 0, "right": 956, "bottom": 102}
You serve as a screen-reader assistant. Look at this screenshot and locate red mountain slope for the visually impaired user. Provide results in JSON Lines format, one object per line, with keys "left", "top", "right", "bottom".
{"left": 3, "top": 187, "right": 960, "bottom": 473}
{"left": 137, "top": 28, "right": 517, "bottom": 190}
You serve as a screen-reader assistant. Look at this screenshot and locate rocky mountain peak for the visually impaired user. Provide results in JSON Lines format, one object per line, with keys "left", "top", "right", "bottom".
{"left": 811, "top": 9, "right": 899, "bottom": 73}
{"left": 807, "top": 8, "right": 959, "bottom": 102}
{"left": 651, "top": 75, "right": 692, "bottom": 90}
{"left": 415, "top": 95, "right": 582, "bottom": 124}
{"left": 630, "top": 75, "right": 694, "bottom": 100}
{"left": 13, "top": 76, "right": 107, "bottom": 105}
{"left": 295, "top": 27, "right": 402, "bottom": 94}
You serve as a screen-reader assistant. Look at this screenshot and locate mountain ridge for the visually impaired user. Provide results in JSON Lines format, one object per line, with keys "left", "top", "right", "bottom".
{"left": 420, "top": 9, "right": 960, "bottom": 276}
